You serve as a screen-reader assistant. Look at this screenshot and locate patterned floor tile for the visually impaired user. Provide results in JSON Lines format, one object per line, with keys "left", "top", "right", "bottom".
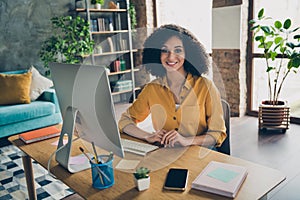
{"left": 0, "top": 145, "right": 73, "bottom": 200}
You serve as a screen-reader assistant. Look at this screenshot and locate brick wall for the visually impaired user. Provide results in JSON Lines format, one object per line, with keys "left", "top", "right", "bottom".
{"left": 212, "top": 0, "right": 247, "bottom": 117}
{"left": 212, "top": 49, "right": 241, "bottom": 117}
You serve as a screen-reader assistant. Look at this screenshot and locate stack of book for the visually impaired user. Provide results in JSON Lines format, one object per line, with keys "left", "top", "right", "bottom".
{"left": 191, "top": 161, "right": 248, "bottom": 198}
{"left": 19, "top": 126, "right": 61, "bottom": 144}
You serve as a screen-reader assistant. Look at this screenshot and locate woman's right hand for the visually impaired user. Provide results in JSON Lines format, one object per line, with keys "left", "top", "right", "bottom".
{"left": 144, "top": 129, "right": 166, "bottom": 144}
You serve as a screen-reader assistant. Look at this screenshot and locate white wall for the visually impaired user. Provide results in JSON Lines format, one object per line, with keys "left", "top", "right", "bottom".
{"left": 212, "top": 5, "right": 241, "bottom": 49}
{"left": 156, "top": 0, "right": 212, "bottom": 53}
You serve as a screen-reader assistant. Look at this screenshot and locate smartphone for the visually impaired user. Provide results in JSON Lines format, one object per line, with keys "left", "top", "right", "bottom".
{"left": 164, "top": 168, "right": 189, "bottom": 191}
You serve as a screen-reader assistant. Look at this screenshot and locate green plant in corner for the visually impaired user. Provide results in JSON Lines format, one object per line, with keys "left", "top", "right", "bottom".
{"left": 133, "top": 167, "right": 150, "bottom": 179}
{"left": 39, "top": 16, "right": 94, "bottom": 75}
{"left": 249, "top": 8, "right": 300, "bottom": 105}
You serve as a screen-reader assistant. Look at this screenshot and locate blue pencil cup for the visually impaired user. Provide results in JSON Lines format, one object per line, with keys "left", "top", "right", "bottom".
{"left": 90, "top": 155, "right": 114, "bottom": 189}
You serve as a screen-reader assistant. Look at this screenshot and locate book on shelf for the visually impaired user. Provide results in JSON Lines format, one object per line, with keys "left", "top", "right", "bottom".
{"left": 90, "top": 19, "right": 98, "bottom": 32}
{"left": 97, "top": 18, "right": 106, "bottom": 31}
{"left": 19, "top": 126, "right": 61, "bottom": 144}
{"left": 191, "top": 161, "right": 248, "bottom": 198}
{"left": 107, "top": 37, "right": 114, "bottom": 52}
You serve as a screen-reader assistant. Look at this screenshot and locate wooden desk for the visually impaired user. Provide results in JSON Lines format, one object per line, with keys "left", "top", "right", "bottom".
{"left": 9, "top": 135, "right": 285, "bottom": 200}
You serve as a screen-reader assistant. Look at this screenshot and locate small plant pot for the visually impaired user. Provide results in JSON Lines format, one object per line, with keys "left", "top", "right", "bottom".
{"left": 95, "top": 3, "right": 101, "bottom": 9}
{"left": 134, "top": 177, "right": 150, "bottom": 191}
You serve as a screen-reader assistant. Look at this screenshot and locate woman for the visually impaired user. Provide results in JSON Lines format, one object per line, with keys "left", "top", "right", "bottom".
{"left": 118, "top": 24, "right": 226, "bottom": 148}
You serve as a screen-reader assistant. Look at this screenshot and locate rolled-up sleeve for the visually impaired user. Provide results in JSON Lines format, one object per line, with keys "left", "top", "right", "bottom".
{"left": 204, "top": 80, "right": 227, "bottom": 147}
{"left": 118, "top": 85, "right": 151, "bottom": 132}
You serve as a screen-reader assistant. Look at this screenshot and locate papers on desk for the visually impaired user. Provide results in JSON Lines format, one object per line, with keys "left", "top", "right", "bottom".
{"left": 192, "top": 161, "right": 248, "bottom": 198}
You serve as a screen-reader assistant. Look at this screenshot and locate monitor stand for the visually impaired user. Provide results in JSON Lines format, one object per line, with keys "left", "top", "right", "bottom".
{"left": 55, "top": 106, "right": 91, "bottom": 173}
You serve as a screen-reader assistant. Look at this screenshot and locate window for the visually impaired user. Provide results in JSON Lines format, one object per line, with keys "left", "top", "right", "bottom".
{"left": 250, "top": 0, "right": 300, "bottom": 122}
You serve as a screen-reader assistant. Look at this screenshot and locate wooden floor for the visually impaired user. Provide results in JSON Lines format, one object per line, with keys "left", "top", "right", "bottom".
{"left": 231, "top": 116, "right": 300, "bottom": 200}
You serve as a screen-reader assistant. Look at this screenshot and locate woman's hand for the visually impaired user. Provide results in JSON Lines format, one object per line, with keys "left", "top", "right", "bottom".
{"left": 144, "top": 129, "right": 166, "bottom": 144}
{"left": 161, "top": 130, "right": 192, "bottom": 147}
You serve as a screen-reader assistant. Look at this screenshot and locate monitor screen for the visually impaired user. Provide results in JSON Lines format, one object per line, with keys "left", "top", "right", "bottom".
{"left": 49, "top": 63, "right": 124, "bottom": 172}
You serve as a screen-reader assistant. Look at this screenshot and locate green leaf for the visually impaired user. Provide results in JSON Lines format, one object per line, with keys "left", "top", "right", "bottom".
{"left": 280, "top": 46, "right": 286, "bottom": 54}
{"left": 292, "top": 27, "right": 300, "bottom": 32}
{"left": 283, "top": 19, "right": 291, "bottom": 29}
{"left": 261, "top": 26, "right": 271, "bottom": 34}
{"left": 274, "top": 37, "right": 283, "bottom": 44}
{"left": 249, "top": 19, "right": 256, "bottom": 24}
{"left": 266, "top": 67, "right": 274, "bottom": 72}
{"left": 294, "top": 35, "right": 300, "bottom": 39}
{"left": 286, "top": 42, "right": 295, "bottom": 49}
{"left": 292, "top": 57, "right": 300, "bottom": 67}
{"left": 258, "top": 43, "right": 265, "bottom": 48}
{"left": 265, "top": 41, "right": 273, "bottom": 49}
{"left": 255, "top": 36, "right": 263, "bottom": 41}
{"left": 274, "top": 21, "right": 282, "bottom": 29}
{"left": 250, "top": 25, "right": 259, "bottom": 31}
{"left": 258, "top": 8, "right": 264, "bottom": 19}
{"left": 270, "top": 51, "right": 277, "bottom": 60}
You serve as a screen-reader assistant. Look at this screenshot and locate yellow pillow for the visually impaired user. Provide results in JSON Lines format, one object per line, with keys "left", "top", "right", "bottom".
{"left": 0, "top": 71, "right": 32, "bottom": 105}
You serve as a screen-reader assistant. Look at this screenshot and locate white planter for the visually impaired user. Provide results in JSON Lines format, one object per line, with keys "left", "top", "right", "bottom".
{"left": 134, "top": 177, "right": 150, "bottom": 191}
{"left": 95, "top": 3, "right": 101, "bottom": 9}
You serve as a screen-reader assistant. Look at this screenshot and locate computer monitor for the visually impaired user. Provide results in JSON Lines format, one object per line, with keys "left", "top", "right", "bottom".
{"left": 49, "top": 63, "right": 124, "bottom": 173}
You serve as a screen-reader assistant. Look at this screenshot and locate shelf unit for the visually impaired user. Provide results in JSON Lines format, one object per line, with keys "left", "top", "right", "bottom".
{"left": 76, "top": 0, "right": 138, "bottom": 103}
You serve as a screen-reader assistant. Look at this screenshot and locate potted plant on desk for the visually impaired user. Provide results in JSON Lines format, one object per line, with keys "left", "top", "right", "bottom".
{"left": 133, "top": 167, "right": 150, "bottom": 191}
{"left": 249, "top": 8, "right": 300, "bottom": 133}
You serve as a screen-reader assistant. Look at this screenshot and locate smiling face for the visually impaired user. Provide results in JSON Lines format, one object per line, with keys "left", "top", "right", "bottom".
{"left": 160, "top": 36, "right": 186, "bottom": 74}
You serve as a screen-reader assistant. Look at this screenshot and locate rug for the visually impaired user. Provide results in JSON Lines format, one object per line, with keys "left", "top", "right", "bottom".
{"left": 0, "top": 144, "right": 74, "bottom": 200}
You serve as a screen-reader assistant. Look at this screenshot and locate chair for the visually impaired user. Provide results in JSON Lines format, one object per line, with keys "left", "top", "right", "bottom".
{"left": 216, "top": 99, "right": 231, "bottom": 155}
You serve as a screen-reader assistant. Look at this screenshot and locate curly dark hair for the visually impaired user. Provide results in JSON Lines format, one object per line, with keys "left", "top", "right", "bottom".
{"left": 142, "top": 24, "right": 210, "bottom": 77}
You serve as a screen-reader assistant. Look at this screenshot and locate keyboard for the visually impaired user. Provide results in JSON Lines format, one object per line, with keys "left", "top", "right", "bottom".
{"left": 121, "top": 138, "right": 159, "bottom": 156}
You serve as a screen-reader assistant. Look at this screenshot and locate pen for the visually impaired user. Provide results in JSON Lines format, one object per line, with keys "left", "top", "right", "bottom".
{"left": 79, "top": 147, "right": 105, "bottom": 184}
{"left": 91, "top": 142, "right": 100, "bottom": 164}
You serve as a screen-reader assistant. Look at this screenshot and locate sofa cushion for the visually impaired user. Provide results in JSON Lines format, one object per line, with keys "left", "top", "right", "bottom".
{"left": 30, "top": 66, "right": 53, "bottom": 101}
{"left": 0, "top": 71, "right": 32, "bottom": 105}
{"left": 0, "top": 101, "right": 56, "bottom": 126}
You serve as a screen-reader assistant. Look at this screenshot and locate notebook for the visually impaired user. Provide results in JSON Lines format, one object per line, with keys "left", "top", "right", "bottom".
{"left": 192, "top": 161, "right": 248, "bottom": 198}
{"left": 19, "top": 126, "right": 61, "bottom": 144}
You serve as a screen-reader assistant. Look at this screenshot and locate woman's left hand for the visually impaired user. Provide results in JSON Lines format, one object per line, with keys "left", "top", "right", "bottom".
{"left": 161, "top": 130, "right": 192, "bottom": 147}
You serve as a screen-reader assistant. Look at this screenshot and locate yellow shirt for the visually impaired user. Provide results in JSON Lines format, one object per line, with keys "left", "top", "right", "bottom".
{"left": 118, "top": 73, "right": 226, "bottom": 146}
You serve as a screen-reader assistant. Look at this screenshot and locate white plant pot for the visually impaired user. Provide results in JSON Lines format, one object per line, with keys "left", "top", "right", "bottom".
{"left": 95, "top": 3, "right": 101, "bottom": 9}
{"left": 134, "top": 177, "right": 150, "bottom": 191}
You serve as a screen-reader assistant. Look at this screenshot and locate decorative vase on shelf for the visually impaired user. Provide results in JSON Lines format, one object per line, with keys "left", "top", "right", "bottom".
{"left": 95, "top": 3, "right": 101, "bottom": 9}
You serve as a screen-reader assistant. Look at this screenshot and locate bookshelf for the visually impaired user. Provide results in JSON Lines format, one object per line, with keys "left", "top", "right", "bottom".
{"left": 76, "top": 0, "right": 138, "bottom": 103}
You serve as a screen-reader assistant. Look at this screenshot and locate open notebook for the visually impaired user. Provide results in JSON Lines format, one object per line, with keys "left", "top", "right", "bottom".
{"left": 192, "top": 161, "right": 248, "bottom": 198}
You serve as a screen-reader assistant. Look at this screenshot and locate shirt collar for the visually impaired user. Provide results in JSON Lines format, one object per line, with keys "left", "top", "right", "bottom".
{"left": 152, "top": 73, "right": 195, "bottom": 90}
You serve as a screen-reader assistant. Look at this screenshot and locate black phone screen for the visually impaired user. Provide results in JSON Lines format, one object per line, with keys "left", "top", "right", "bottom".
{"left": 164, "top": 168, "right": 188, "bottom": 190}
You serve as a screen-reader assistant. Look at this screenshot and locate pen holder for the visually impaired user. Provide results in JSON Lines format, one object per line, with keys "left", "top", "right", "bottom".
{"left": 90, "top": 155, "right": 114, "bottom": 189}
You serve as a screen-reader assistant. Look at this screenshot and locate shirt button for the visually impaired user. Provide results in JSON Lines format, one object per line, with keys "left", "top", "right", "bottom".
{"left": 175, "top": 128, "right": 178, "bottom": 131}
{"left": 173, "top": 116, "right": 176, "bottom": 120}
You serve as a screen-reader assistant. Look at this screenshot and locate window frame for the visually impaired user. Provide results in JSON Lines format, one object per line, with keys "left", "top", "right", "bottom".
{"left": 247, "top": 0, "right": 300, "bottom": 124}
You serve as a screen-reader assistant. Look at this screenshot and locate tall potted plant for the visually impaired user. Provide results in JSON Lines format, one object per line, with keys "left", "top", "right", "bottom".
{"left": 250, "top": 8, "right": 300, "bottom": 132}
{"left": 39, "top": 16, "right": 94, "bottom": 75}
